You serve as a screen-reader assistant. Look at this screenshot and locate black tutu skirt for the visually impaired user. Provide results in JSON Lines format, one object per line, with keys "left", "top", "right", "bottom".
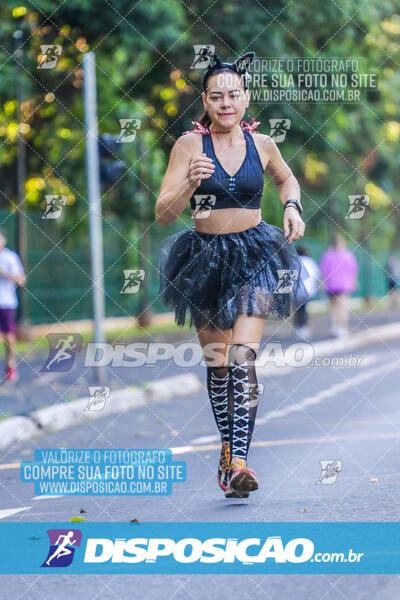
{"left": 157, "top": 220, "right": 310, "bottom": 330}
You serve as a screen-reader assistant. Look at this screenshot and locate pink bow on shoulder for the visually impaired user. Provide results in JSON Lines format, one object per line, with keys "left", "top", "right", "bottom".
{"left": 240, "top": 116, "right": 261, "bottom": 133}
{"left": 182, "top": 121, "right": 210, "bottom": 135}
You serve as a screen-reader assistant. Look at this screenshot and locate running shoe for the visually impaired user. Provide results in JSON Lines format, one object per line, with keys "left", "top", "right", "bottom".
{"left": 217, "top": 443, "right": 230, "bottom": 491}
{"left": 5, "top": 365, "right": 19, "bottom": 383}
{"left": 225, "top": 457, "right": 258, "bottom": 498}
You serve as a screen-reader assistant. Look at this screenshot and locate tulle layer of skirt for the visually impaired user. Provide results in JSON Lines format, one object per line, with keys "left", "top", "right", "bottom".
{"left": 157, "top": 220, "right": 310, "bottom": 330}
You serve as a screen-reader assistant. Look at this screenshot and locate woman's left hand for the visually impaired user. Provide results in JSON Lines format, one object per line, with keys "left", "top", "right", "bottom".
{"left": 283, "top": 206, "right": 305, "bottom": 244}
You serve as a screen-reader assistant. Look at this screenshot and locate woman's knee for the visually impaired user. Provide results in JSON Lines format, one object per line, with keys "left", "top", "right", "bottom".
{"left": 196, "top": 325, "right": 232, "bottom": 367}
{"left": 228, "top": 342, "right": 257, "bottom": 366}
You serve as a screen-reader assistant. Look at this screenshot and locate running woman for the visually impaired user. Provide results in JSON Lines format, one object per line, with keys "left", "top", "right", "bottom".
{"left": 156, "top": 50, "right": 309, "bottom": 498}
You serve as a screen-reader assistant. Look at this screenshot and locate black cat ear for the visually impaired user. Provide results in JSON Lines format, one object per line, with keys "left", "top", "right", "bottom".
{"left": 210, "top": 50, "right": 223, "bottom": 69}
{"left": 202, "top": 49, "right": 224, "bottom": 90}
{"left": 233, "top": 51, "right": 255, "bottom": 74}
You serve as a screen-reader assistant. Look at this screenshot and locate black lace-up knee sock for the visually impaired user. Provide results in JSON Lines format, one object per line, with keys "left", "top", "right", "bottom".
{"left": 206, "top": 365, "right": 230, "bottom": 444}
{"left": 228, "top": 344, "right": 260, "bottom": 462}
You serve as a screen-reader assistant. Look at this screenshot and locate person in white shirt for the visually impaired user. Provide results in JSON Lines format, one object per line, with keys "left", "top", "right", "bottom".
{"left": 0, "top": 228, "right": 26, "bottom": 382}
{"left": 293, "top": 245, "right": 321, "bottom": 340}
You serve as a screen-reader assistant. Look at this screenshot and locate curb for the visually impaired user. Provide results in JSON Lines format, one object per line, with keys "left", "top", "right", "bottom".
{"left": 0, "top": 373, "right": 202, "bottom": 452}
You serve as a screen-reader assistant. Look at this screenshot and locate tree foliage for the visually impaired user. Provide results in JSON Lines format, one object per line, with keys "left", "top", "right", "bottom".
{"left": 0, "top": 0, "right": 399, "bottom": 250}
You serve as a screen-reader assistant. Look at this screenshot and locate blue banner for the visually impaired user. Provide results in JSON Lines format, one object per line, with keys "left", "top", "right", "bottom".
{"left": 0, "top": 522, "right": 399, "bottom": 573}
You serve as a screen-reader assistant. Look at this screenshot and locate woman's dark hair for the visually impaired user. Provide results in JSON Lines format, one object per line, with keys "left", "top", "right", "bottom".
{"left": 197, "top": 50, "right": 255, "bottom": 128}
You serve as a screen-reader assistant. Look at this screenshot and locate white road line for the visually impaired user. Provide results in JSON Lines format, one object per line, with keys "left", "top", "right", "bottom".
{"left": 32, "top": 495, "right": 64, "bottom": 501}
{"left": 190, "top": 435, "right": 219, "bottom": 445}
{"left": 172, "top": 430, "right": 400, "bottom": 455}
{"left": 0, "top": 507, "right": 31, "bottom": 520}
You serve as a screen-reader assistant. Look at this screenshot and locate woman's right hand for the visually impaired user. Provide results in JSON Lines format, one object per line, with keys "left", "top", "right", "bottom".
{"left": 188, "top": 153, "right": 215, "bottom": 188}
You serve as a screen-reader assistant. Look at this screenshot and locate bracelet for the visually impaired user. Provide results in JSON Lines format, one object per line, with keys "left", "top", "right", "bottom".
{"left": 284, "top": 199, "right": 303, "bottom": 214}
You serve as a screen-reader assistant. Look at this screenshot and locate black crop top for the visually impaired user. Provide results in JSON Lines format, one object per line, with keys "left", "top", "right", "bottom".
{"left": 189, "top": 129, "right": 264, "bottom": 211}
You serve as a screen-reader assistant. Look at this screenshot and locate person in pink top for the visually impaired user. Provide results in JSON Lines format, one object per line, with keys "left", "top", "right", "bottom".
{"left": 319, "top": 232, "right": 359, "bottom": 338}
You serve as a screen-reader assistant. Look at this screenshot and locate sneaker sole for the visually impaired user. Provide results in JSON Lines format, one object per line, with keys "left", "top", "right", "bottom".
{"left": 226, "top": 469, "right": 259, "bottom": 496}
{"left": 225, "top": 488, "right": 249, "bottom": 499}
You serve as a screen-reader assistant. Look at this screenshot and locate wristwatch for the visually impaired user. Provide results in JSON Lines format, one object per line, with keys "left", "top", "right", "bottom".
{"left": 284, "top": 199, "right": 303, "bottom": 214}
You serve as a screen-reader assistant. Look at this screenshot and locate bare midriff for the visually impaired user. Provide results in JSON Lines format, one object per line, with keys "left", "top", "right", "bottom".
{"left": 192, "top": 207, "right": 262, "bottom": 234}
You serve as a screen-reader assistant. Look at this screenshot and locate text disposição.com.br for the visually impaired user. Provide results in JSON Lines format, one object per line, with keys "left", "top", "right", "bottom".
{"left": 83, "top": 536, "right": 365, "bottom": 564}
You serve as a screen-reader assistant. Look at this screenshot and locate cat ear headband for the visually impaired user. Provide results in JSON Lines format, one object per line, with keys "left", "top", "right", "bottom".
{"left": 201, "top": 50, "right": 255, "bottom": 91}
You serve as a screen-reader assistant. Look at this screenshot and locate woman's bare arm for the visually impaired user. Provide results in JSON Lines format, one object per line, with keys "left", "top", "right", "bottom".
{"left": 155, "top": 136, "right": 195, "bottom": 226}
{"left": 155, "top": 135, "right": 214, "bottom": 226}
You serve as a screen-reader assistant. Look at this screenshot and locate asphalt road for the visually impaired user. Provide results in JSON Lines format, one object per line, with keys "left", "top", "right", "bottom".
{"left": 1, "top": 336, "right": 400, "bottom": 598}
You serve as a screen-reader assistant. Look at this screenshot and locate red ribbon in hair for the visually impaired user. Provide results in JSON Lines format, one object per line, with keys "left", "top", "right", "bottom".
{"left": 182, "top": 116, "right": 261, "bottom": 135}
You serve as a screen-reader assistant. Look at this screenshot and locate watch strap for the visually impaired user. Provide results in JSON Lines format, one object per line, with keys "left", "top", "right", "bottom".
{"left": 284, "top": 199, "right": 303, "bottom": 214}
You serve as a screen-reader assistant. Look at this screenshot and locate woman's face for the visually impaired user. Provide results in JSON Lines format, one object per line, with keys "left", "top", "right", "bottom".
{"left": 202, "top": 71, "right": 250, "bottom": 130}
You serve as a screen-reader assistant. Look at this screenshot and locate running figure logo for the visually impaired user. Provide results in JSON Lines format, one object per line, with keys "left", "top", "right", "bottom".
{"left": 190, "top": 45, "right": 215, "bottom": 69}
{"left": 42, "top": 195, "right": 67, "bottom": 219}
{"left": 316, "top": 459, "right": 343, "bottom": 485}
{"left": 121, "top": 270, "right": 145, "bottom": 294}
{"left": 117, "top": 119, "right": 141, "bottom": 143}
{"left": 85, "top": 386, "right": 110, "bottom": 411}
{"left": 37, "top": 45, "right": 62, "bottom": 69}
{"left": 41, "top": 529, "right": 82, "bottom": 567}
{"left": 243, "top": 382, "right": 264, "bottom": 407}
{"left": 269, "top": 119, "right": 291, "bottom": 143}
{"left": 346, "top": 195, "right": 370, "bottom": 219}
{"left": 41, "top": 334, "right": 82, "bottom": 372}
{"left": 274, "top": 269, "right": 299, "bottom": 294}
{"left": 191, "top": 195, "right": 216, "bottom": 219}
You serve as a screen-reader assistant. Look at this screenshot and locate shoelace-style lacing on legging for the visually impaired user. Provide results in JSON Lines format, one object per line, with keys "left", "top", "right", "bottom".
{"left": 207, "top": 365, "right": 230, "bottom": 444}
{"left": 228, "top": 343, "right": 260, "bottom": 462}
